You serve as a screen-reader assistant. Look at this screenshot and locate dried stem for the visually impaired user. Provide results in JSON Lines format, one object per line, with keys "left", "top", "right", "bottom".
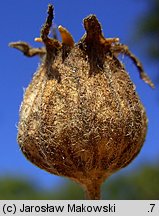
{"left": 83, "top": 181, "right": 102, "bottom": 200}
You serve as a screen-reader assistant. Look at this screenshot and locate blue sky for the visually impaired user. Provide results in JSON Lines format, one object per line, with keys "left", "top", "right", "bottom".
{"left": 0, "top": 0, "right": 159, "bottom": 189}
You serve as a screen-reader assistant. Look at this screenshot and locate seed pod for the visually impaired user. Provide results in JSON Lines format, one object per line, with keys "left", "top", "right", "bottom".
{"left": 10, "top": 4, "right": 153, "bottom": 199}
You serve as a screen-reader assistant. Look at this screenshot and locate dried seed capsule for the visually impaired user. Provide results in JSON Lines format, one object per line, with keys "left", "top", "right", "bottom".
{"left": 10, "top": 4, "right": 153, "bottom": 199}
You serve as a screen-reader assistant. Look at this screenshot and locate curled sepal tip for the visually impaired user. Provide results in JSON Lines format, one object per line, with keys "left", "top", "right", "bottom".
{"left": 9, "top": 41, "right": 46, "bottom": 57}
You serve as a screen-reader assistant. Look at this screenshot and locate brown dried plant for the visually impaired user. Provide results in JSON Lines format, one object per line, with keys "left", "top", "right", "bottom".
{"left": 10, "top": 4, "right": 154, "bottom": 199}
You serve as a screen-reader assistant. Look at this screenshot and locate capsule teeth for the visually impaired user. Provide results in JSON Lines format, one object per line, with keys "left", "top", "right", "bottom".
{"left": 58, "top": 25, "right": 74, "bottom": 47}
{"left": 83, "top": 14, "right": 100, "bottom": 32}
{"left": 83, "top": 15, "right": 120, "bottom": 48}
{"left": 83, "top": 15, "right": 102, "bottom": 39}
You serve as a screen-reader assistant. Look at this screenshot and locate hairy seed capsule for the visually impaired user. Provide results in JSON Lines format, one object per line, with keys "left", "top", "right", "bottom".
{"left": 10, "top": 5, "right": 153, "bottom": 199}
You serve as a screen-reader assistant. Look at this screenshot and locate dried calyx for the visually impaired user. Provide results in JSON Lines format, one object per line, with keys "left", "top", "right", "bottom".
{"left": 10, "top": 4, "right": 153, "bottom": 199}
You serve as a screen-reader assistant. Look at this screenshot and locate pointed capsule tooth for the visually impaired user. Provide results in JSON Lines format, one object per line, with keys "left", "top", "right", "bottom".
{"left": 58, "top": 25, "right": 74, "bottom": 47}
{"left": 83, "top": 15, "right": 106, "bottom": 45}
{"left": 83, "top": 15, "right": 100, "bottom": 32}
{"left": 83, "top": 15, "right": 102, "bottom": 36}
{"left": 34, "top": 37, "right": 43, "bottom": 43}
{"left": 83, "top": 15, "right": 119, "bottom": 47}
